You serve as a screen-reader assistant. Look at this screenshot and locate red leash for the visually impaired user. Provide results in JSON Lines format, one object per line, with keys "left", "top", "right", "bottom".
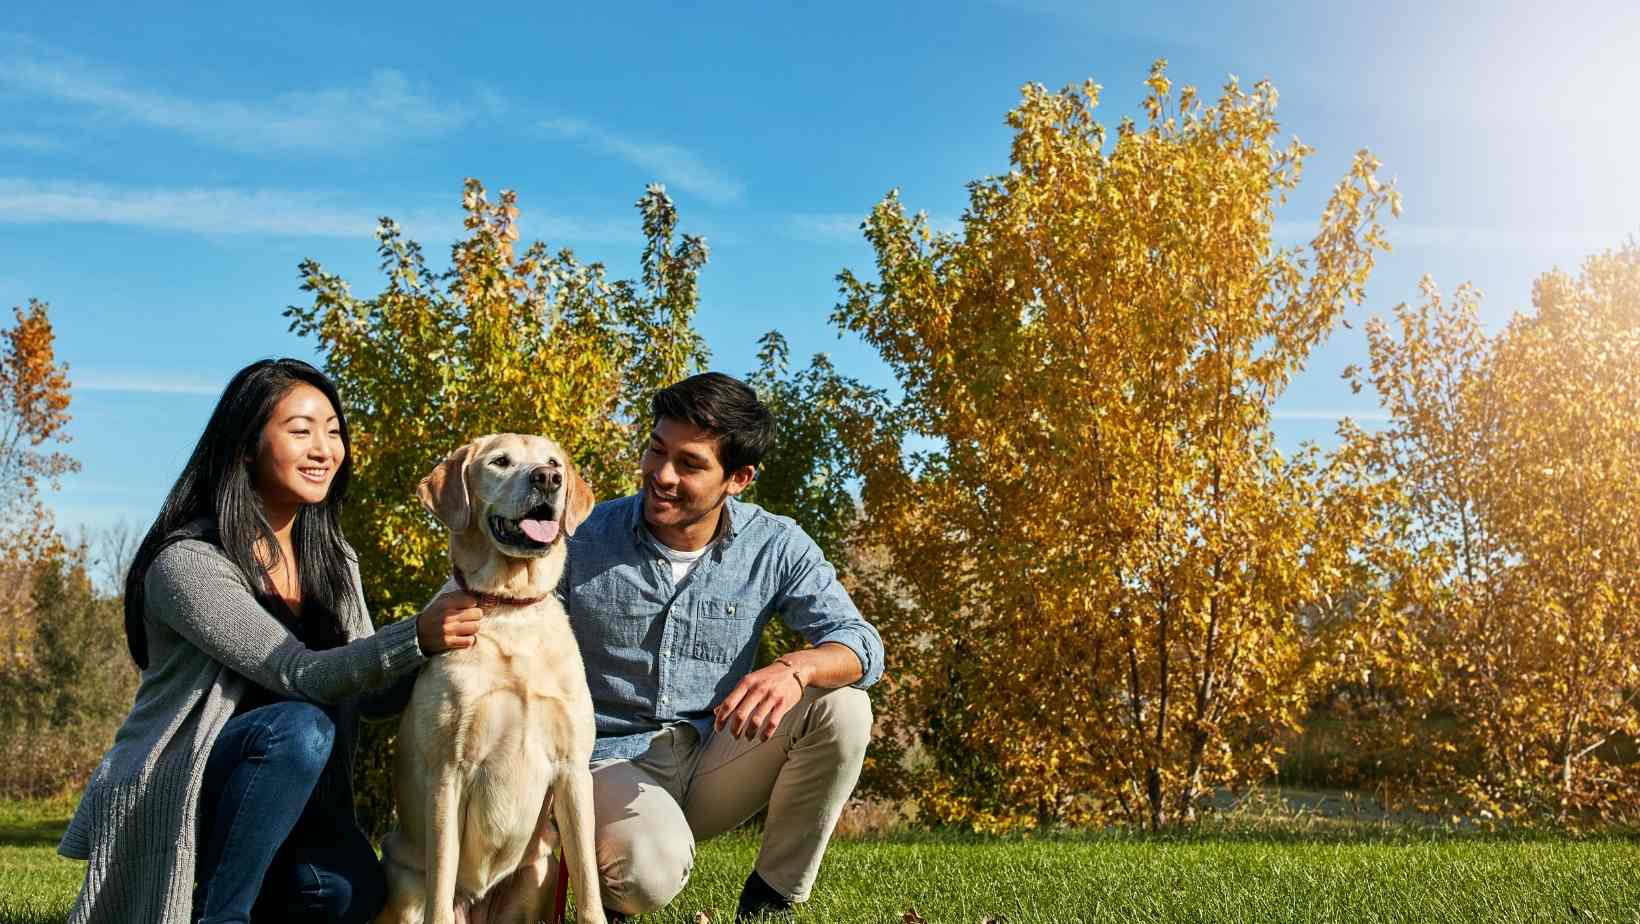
{"left": 551, "top": 852, "right": 569, "bottom": 923}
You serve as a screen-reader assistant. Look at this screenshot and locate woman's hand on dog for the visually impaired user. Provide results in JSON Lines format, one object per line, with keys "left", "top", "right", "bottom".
{"left": 417, "top": 589, "right": 484, "bottom": 654}
{"left": 713, "top": 663, "right": 806, "bottom": 741}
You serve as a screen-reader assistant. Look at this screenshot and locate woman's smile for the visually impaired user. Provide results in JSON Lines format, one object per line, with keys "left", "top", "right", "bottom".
{"left": 252, "top": 383, "right": 346, "bottom": 512}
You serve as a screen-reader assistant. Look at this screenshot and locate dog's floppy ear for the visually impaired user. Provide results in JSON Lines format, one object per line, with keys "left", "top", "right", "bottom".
{"left": 562, "top": 460, "right": 596, "bottom": 537}
{"left": 417, "top": 442, "right": 475, "bottom": 532}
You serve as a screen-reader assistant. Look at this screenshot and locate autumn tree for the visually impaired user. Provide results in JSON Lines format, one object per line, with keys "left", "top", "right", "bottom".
{"left": 1499, "top": 246, "right": 1640, "bottom": 820}
{"left": 0, "top": 300, "right": 76, "bottom": 526}
{"left": 286, "top": 179, "right": 708, "bottom": 833}
{"left": 0, "top": 300, "right": 78, "bottom": 668}
{"left": 1348, "top": 243, "right": 1640, "bottom": 823}
{"left": 833, "top": 62, "right": 1398, "bottom": 829}
{"left": 1330, "top": 279, "right": 1505, "bottom": 803}
{"left": 0, "top": 300, "right": 121, "bottom": 799}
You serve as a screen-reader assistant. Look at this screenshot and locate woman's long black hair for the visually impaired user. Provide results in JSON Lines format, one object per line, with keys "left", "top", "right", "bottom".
{"left": 123, "top": 358, "right": 356, "bottom": 669}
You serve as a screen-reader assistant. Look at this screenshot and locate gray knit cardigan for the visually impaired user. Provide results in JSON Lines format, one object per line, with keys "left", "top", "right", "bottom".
{"left": 57, "top": 531, "right": 426, "bottom": 924}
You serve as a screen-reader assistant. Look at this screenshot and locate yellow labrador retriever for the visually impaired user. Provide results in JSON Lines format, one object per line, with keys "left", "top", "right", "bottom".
{"left": 376, "top": 434, "right": 604, "bottom": 924}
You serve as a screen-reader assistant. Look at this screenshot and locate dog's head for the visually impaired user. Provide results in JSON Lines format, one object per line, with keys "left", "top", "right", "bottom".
{"left": 417, "top": 434, "right": 595, "bottom": 589}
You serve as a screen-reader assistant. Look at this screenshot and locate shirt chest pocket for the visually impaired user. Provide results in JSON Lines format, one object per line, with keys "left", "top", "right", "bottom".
{"left": 574, "top": 584, "right": 657, "bottom": 649}
{"left": 689, "top": 598, "right": 757, "bottom": 664}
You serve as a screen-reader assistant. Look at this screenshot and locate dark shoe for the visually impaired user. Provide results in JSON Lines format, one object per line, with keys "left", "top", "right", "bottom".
{"left": 735, "top": 870, "right": 795, "bottom": 921}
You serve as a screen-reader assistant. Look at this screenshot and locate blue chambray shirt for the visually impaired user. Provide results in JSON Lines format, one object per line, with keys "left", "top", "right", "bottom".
{"left": 561, "top": 491, "right": 885, "bottom": 761}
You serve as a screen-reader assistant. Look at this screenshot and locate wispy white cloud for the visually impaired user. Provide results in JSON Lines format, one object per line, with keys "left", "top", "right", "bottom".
{"left": 542, "top": 117, "right": 744, "bottom": 206}
{"left": 472, "top": 84, "right": 511, "bottom": 118}
{"left": 1387, "top": 226, "right": 1633, "bottom": 253}
{"left": 786, "top": 209, "right": 961, "bottom": 244}
{"left": 0, "top": 178, "right": 402, "bottom": 237}
{"left": 0, "top": 178, "right": 640, "bottom": 246}
{"left": 786, "top": 212, "right": 865, "bottom": 243}
{"left": 0, "top": 131, "right": 61, "bottom": 152}
{"left": 524, "top": 214, "right": 643, "bottom": 247}
{"left": 1274, "top": 220, "right": 1632, "bottom": 253}
{"left": 0, "top": 34, "right": 465, "bottom": 155}
{"left": 76, "top": 369, "right": 224, "bottom": 396}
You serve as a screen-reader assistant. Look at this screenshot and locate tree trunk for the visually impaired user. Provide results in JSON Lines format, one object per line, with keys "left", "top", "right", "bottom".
{"left": 1182, "top": 729, "right": 1208, "bottom": 821}
{"left": 1146, "top": 765, "right": 1166, "bottom": 829}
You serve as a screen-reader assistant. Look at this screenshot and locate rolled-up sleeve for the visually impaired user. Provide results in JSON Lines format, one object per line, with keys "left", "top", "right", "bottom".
{"left": 772, "top": 529, "right": 885, "bottom": 689}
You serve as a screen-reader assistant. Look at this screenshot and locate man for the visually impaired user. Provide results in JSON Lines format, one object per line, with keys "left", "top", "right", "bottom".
{"left": 560, "top": 372, "right": 884, "bottom": 921}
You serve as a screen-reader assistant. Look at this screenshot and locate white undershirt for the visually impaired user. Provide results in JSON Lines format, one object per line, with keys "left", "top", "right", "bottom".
{"left": 648, "top": 534, "right": 713, "bottom": 585}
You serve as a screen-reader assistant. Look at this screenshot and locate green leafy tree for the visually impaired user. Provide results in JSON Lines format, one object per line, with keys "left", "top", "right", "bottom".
{"left": 740, "top": 331, "right": 891, "bottom": 682}
{"left": 286, "top": 179, "right": 708, "bottom": 834}
{"left": 287, "top": 179, "right": 707, "bottom": 617}
{"left": 742, "top": 331, "right": 887, "bottom": 566}
{"left": 0, "top": 545, "right": 135, "bottom": 799}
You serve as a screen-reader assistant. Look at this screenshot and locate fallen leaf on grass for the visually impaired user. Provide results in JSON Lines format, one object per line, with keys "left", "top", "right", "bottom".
{"left": 903, "top": 908, "right": 928, "bottom": 924}
{"left": 693, "top": 911, "right": 715, "bottom": 923}
{"left": 980, "top": 916, "right": 1006, "bottom": 924}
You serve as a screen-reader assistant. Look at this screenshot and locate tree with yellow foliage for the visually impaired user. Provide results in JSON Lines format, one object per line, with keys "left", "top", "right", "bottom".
{"left": 0, "top": 299, "right": 77, "bottom": 662}
{"left": 1348, "top": 243, "right": 1640, "bottom": 823}
{"left": 0, "top": 300, "right": 116, "bottom": 801}
{"left": 834, "top": 62, "right": 1399, "bottom": 829}
{"left": 0, "top": 300, "right": 76, "bottom": 529}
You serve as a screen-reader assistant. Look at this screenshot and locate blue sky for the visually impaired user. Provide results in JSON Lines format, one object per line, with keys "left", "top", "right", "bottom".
{"left": 3, "top": 1, "right": 1636, "bottom": 538}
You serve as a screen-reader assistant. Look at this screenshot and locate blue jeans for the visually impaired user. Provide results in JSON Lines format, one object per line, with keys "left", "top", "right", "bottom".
{"left": 193, "top": 702, "right": 386, "bottom": 924}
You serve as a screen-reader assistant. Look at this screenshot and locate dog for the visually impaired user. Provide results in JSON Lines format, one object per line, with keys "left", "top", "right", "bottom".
{"left": 376, "top": 434, "right": 605, "bottom": 924}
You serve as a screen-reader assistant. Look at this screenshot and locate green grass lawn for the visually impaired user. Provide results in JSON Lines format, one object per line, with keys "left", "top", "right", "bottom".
{"left": 5, "top": 798, "right": 1640, "bottom": 923}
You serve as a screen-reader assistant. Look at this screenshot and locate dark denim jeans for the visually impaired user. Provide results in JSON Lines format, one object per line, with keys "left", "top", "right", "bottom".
{"left": 193, "top": 701, "right": 386, "bottom": 924}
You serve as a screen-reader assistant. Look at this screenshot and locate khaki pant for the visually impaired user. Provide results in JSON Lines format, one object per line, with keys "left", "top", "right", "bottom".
{"left": 591, "top": 686, "right": 872, "bottom": 915}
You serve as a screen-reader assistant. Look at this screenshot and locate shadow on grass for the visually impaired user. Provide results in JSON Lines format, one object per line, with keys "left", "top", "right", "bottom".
{"left": 838, "top": 819, "right": 1640, "bottom": 848}
{"left": 0, "top": 817, "right": 66, "bottom": 849}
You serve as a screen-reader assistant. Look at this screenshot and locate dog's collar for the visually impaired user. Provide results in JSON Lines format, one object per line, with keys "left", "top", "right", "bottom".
{"left": 452, "top": 568, "right": 550, "bottom": 609}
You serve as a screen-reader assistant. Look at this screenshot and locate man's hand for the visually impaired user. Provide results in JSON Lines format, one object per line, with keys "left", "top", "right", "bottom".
{"left": 713, "top": 661, "right": 806, "bottom": 741}
{"left": 416, "top": 588, "right": 483, "bottom": 654}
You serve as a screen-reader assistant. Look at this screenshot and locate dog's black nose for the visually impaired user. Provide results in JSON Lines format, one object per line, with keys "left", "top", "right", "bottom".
{"left": 530, "top": 466, "right": 563, "bottom": 490}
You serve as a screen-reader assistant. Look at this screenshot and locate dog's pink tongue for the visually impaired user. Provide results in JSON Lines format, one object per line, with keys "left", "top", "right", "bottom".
{"left": 520, "top": 519, "right": 560, "bottom": 544}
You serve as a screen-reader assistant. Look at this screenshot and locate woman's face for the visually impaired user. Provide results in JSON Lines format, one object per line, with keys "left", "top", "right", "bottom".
{"left": 251, "top": 383, "right": 345, "bottom": 512}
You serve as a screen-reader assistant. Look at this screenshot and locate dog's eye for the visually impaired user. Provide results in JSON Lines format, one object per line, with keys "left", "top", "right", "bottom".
{"left": 490, "top": 454, "right": 511, "bottom": 468}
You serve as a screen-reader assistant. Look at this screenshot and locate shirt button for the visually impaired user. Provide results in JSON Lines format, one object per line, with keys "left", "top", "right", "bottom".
{"left": 727, "top": 605, "right": 736, "bottom": 615}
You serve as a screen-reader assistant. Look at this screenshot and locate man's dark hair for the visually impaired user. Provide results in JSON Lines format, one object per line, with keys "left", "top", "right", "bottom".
{"left": 651, "top": 372, "right": 776, "bottom": 472}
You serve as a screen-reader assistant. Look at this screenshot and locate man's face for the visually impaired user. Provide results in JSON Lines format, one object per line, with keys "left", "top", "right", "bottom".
{"left": 640, "top": 418, "right": 751, "bottom": 534}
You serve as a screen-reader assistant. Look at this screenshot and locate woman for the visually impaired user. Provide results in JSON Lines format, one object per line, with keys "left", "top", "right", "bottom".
{"left": 58, "top": 358, "right": 481, "bottom": 924}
